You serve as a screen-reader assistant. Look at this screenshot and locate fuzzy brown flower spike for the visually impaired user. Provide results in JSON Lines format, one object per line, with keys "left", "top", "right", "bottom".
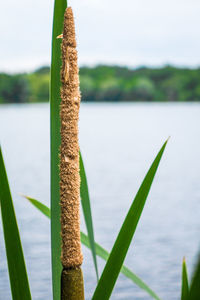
{"left": 60, "top": 7, "right": 83, "bottom": 270}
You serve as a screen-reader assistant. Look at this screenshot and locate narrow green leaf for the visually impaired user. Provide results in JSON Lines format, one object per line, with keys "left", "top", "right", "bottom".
{"left": 80, "top": 151, "right": 99, "bottom": 280}
{"left": 80, "top": 232, "right": 161, "bottom": 300}
{"left": 0, "top": 147, "right": 32, "bottom": 300}
{"left": 181, "top": 257, "right": 189, "bottom": 300}
{"left": 24, "top": 197, "right": 161, "bottom": 300}
{"left": 50, "top": 0, "right": 67, "bottom": 299}
{"left": 23, "top": 195, "right": 51, "bottom": 218}
{"left": 188, "top": 255, "right": 200, "bottom": 300}
{"left": 92, "top": 140, "right": 168, "bottom": 300}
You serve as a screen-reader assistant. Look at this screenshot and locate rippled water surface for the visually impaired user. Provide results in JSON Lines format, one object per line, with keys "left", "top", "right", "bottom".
{"left": 0, "top": 103, "right": 200, "bottom": 300}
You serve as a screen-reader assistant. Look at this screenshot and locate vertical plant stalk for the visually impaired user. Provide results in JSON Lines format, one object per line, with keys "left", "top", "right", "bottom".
{"left": 50, "top": 0, "right": 67, "bottom": 299}
{"left": 60, "top": 7, "right": 84, "bottom": 299}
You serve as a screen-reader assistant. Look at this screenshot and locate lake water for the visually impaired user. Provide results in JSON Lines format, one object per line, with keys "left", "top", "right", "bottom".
{"left": 0, "top": 103, "right": 200, "bottom": 300}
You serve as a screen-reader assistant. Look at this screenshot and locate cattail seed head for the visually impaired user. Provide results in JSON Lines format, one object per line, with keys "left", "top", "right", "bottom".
{"left": 60, "top": 6, "right": 83, "bottom": 269}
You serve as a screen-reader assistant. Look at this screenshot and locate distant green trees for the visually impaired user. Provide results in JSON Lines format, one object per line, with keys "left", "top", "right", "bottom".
{"left": 0, "top": 74, "right": 29, "bottom": 103}
{"left": 27, "top": 67, "right": 49, "bottom": 102}
{"left": 0, "top": 65, "right": 200, "bottom": 103}
{"left": 0, "top": 66, "right": 50, "bottom": 103}
{"left": 79, "top": 65, "right": 200, "bottom": 102}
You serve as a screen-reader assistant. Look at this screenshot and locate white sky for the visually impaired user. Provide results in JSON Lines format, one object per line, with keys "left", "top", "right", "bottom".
{"left": 1, "top": 0, "right": 200, "bottom": 73}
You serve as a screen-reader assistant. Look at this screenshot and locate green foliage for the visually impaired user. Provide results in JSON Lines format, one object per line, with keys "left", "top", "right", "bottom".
{"left": 124, "top": 77, "right": 155, "bottom": 101}
{"left": 181, "top": 258, "right": 189, "bottom": 300}
{"left": 1, "top": 65, "right": 200, "bottom": 103}
{"left": 28, "top": 73, "right": 49, "bottom": 102}
{"left": 188, "top": 255, "right": 200, "bottom": 300}
{"left": 0, "top": 73, "right": 30, "bottom": 103}
{"left": 92, "top": 140, "right": 168, "bottom": 300}
{"left": 0, "top": 148, "right": 32, "bottom": 300}
{"left": 50, "top": 1, "right": 67, "bottom": 299}
{"left": 23, "top": 195, "right": 51, "bottom": 218}
{"left": 79, "top": 65, "right": 200, "bottom": 102}
{"left": 24, "top": 196, "right": 161, "bottom": 299}
{"left": 80, "top": 152, "right": 99, "bottom": 280}
{"left": 34, "top": 66, "right": 50, "bottom": 74}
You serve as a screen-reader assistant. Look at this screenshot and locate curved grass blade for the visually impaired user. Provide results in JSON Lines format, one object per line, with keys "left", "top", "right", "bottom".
{"left": 50, "top": 0, "right": 67, "bottom": 299}
{"left": 80, "top": 232, "right": 161, "bottom": 300}
{"left": 0, "top": 147, "right": 32, "bottom": 300}
{"left": 24, "top": 196, "right": 161, "bottom": 300}
{"left": 181, "top": 257, "right": 189, "bottom": 300}
{"left": 92, "top": 140, "right": 168, "bottom": 300}
{"left": 188, "top": 254, "right": 200, "bottom": 300}
{"left": 23, "top": 195, "right": 51, "bottom": 218}
{"left": 80, "top": 151, "right": 99, "bottom": 280}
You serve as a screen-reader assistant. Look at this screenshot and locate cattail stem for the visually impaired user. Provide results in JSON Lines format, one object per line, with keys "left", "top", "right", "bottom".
{"left": 60, "top": 7, "right": 84, "bottom": 299}
{"left": 61, "top": 267, "right": 84, "bottom": 300}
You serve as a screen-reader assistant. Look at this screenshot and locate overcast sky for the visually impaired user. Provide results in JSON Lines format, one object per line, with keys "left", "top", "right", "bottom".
{"left": 1, "top": 0, "right": 200, "bottom": 72}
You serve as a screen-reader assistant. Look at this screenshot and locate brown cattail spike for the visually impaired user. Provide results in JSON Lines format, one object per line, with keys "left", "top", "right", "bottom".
{"left": 60, "top": 7, "right": 83, "bottom": 269}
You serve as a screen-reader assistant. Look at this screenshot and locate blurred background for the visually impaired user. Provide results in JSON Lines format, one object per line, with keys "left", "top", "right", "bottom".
{"left": 0, "top": 0, "right": 200, "bottom": 299}
{"left": 1, "top": 0, "right": 200, "bottom": 103}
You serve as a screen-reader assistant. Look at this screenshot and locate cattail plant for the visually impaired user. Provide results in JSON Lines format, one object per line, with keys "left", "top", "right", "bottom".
{"left": 0, "top": 1, "right": 172, "bottom": 300}
{"left": 59, "top": 7, "right": 84, "bottom": 300}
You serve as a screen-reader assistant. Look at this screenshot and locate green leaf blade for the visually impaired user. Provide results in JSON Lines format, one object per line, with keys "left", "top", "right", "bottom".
{"left": 188, "top": 255, "right": 200, "bottom": 300}
{"left": 0, "top": 147, "right": 32, "bottom": 300}
{"left": 181, "top": 257, "right": 189, "bottom": 300}
{"left": 80, "top": 152, "right": 99, "bottom": 280}
{"left": 23, "top": 195, "right": 51, "bottom": 218}
{"left": 24, "top": 197, "right": 161, "bottom": 299}
{"left": 81, "top": 232, "right": 161, "bottom": 300}
{"left": 92, "top": 140, "right": 168, "bottom": 300}
{"left": 50, "top": 0, "right": 67, "bottom": 299}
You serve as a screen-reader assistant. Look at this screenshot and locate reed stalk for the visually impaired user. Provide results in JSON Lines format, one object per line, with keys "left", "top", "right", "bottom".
{"left": 50, "top": 0, "right": 66, "bottom": 298}
{"left": 60, "top": 7, "right": 84, "bottom": 299}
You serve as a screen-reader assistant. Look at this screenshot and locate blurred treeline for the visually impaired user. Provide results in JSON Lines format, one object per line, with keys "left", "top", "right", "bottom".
{"left": 0, "top": 65, "right": 200, "bottom": 103}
